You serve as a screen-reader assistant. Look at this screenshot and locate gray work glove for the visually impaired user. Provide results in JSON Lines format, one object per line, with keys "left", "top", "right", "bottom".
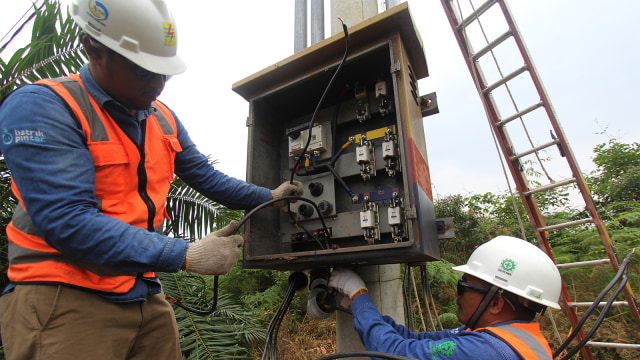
{"left": 328, "top": 268, "right": 368, "bottom": 300}
{"left": 270, "top": 181, "right": 304, "bottom": 207}
{"left": 184, "top": 220, "right": 243, "bottom": 275}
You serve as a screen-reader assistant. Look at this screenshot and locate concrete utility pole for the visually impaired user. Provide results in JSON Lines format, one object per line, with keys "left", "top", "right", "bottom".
{"left": 336, "top": 265, "right": 404, "bottom": 357}
{"left": 294, "top": 1, "right": 407, "bottom": 357}
{"left": 329, "top": 0, "right": 378, "bottom": 35}
{"left": 331, "top": 4, "right": 404, "bottom": 360}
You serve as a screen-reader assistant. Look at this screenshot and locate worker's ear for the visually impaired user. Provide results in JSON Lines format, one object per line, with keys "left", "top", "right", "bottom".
{"left": 81, "top": 35, "right": 106, "bottom": 62}
{"left": 487, "top": 295, "right": 505, "bottom": 315}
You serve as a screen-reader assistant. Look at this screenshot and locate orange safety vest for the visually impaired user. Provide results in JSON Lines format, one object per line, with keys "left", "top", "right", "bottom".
{"left": 6, "top": 74, "right": 182, "bottom": 293}
{"left": 476, "top": 322, "right": 553, "bottom": 360}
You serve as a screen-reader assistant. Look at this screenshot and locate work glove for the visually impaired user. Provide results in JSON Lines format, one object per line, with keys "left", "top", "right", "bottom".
{"left": 328, "top": 268, "right": 368, "bottom": 300}
{"left": 183, "top": 220, "right": 243, "bottom": 275}
{"left": 270, "top": 180, "right": 304, "bottom": 207}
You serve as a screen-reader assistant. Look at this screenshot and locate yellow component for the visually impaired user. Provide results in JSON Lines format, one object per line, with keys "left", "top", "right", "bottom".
{"left": 341, "top": 141, "right": 352, "bottom": 150}
{"left": 353, "top": 125, "right": 396, "bottom": 142}
{"left": 305, "top": 157, "right": 310, "bottom": 167}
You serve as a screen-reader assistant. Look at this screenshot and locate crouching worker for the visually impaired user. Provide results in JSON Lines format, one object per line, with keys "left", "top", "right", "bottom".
{"left": 329, "top": 236, "right": 562, "bottom": 360}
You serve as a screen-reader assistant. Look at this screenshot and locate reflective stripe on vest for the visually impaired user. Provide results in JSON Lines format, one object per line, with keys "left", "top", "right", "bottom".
{"left": 6, "top": 75, "right": 181, "bottom": 293}
{"left": 478, "top": 323, "right": 552, "bottom": 360}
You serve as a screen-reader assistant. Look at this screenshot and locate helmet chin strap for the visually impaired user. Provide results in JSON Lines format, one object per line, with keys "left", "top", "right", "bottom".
{"left": 466, "top": 285, "right": 500, "bottom": 330}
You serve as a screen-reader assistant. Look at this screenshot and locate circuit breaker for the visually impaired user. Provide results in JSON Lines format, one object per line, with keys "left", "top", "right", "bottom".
{"left": 233, "top": 4, "right": 439, "bottom": 270}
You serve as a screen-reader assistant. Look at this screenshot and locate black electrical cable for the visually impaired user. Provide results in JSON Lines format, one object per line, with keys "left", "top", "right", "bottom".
{"left": 295, "top": 163, "right": 355, "bottom": 198}
{"left": 264, "top": 286, "right": 296, "bottom": 360}
{"left": 165, "top": 275, "right": 220, "bottom": 316}
{"left": 289, "top": 18, "right": 350, "bottom": 184}
{"left": 313, "top": 351, "right": 417, "bottom": 360}
{"left": 329, "top": 143, "right": 349, "bottom": 168}
{"left": 554, "top": 250, "right": 635, "bottom": 359}
{"left": 287, "top": 201, "right": 324, "bottom": 249}
{"left": 168, "top": 196, "right": 331, "bottom": 316}
{"left": 240, "top": 196, "right": 331, "bottom": 250}
{"left": 559, "top": 274, "right": 630, "bottom": 360}
{"left": 262, "top": 273, "right": 307, "bottom": 360}
{"left": 324, "top": 163, "right": 355, "bottom": 197}
{"left": 284, "top": 19, "right": 350, "bottom": 258}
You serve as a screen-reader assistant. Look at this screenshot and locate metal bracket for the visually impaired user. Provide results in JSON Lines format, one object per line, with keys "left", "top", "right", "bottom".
{"left": 436, "top": 217, "right": 455, "bottom": 239}
{"left": 390, "top": 60, "right": 401, "bottom": 74}
{"left": 405, "top": 207, "right": 417, "bottom": 220}
{"left": 420, "top": 92, "right": 440, "bottom": 117}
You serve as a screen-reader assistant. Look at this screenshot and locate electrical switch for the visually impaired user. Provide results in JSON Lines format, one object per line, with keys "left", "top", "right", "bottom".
{"left": 287, "top": 124, "right": 327, "bottom": 158}
{"left": 376, "top": 80, "right": 391, "bottom": 116}
{"left": 354, "top": 83, "right": 371, "bottom": 122}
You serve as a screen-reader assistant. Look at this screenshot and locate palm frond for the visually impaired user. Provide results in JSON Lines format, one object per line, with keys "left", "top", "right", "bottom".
{"left": 165, "top": 180, "right": 223, "bottom": 241}
{"left": 165, "top": 158, "right": 244, "bottom": 241}
{"left": 0, "top": 0, "right": 86, "bottom": 99}
{"left": 159, "top": 272, "right": 266, "bottom": 359}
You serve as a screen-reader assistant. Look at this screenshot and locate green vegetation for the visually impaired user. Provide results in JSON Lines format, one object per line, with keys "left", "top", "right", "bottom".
{"left": 0, "top": 1, "right": 638, "bottom": 359}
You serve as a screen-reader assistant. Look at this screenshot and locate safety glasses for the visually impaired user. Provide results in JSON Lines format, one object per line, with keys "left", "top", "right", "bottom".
{"left": 117, "top": 53, "right": 170, "bottom": 82}
{"left": 126, "top": 59, "right": 171, "bottom": 82}
{"left": 457, "top": 279, "right": 489, "bottom": 297}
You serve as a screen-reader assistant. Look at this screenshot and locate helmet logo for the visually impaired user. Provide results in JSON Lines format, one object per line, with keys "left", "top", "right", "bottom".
{"left": 88, "top": 0, "right": 109, "bottom": 22}
{"left": 529, "top": 291, "right": 542, "bottom": 299}
{"left": 163, "top": 22, "right": 177, "bottom": 46}
{"left": 499, "top": 258, "right": 517, "bottom": 276}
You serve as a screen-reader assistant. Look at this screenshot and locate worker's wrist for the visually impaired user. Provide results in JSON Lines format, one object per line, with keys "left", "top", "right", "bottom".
{"left": 350, "top": 288, "right": 368, "bottom": 300}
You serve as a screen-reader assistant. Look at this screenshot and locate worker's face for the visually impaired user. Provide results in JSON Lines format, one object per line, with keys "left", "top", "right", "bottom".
{"left": 456, "top": 275, "right": 489, "bottom": 326}
{"left": 103, "top": 52, "right": 167, "bottom": 111}
{"left": 85, "top": 37, "right": 167, "bottom": 112}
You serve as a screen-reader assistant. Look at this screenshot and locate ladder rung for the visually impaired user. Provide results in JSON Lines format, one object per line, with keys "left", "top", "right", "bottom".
{"left": 472, "top": 30, "right": 513, "bottom": 60}
{"left": 569, "top": 301, "right": 629, "bottom": 308}
{"left": 524, "top": 177, "right": 576, "bottom": 196}
{"left": 538, "top": 218, "right": 593, "bottom": 232}
{"left": 497, "top": 101, "right": 544, "bottom": 127}
{"left": 456, "top": 0, "right": 499, "bottom": 30}
{"left": 483, "top": 65, "right": 528, "bottom": 93}
{"left": 587, "top": 342, "right": 640, "bottom": 350}
{"left": 511, "top": 139, "right": 561, "bottom": 161}
{"left": 556, "top": 258, "right": 611, "bottom": 269}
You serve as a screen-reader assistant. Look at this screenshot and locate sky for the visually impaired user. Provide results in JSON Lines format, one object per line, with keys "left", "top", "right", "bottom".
{"left": 2, "top": 0, "right": 639, "bottom": 203}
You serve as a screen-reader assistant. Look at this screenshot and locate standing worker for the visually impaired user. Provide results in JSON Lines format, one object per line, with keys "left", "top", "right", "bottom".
{"left": 329, "top": 236, "right": 561, "bottom": 359}
{"left": 0, "top": 0, "right": 302, "bottom": 359}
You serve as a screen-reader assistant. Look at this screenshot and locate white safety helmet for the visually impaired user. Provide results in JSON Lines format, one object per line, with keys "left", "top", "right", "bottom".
{"left": 453, "top": 236, "right": 562, "bottom": 309}
{"left": 70, "top": 0, "right": 186, "bottom": 76}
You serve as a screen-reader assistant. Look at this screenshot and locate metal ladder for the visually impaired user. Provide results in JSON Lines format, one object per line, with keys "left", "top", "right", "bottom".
{"left": 439, "top": 0, "right": 640, "bottom": 358}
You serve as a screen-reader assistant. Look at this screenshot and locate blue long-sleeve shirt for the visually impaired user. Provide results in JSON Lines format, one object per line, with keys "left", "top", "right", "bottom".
{"left": 0, "top": 65, "right": 271, "bottom": 303}
{"left": 350, "top": 294, "right": 523, "bottom": 359}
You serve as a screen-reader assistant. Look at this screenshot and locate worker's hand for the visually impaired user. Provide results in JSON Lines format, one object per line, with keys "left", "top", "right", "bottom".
{"left": 270, "top": 181, "right": 304, "bottom": 207}
{"left": 329, "top": 268, "right": 368, "bottom": 300}
{"left": 183, "top": 220, "right": 243, "bottom": 275}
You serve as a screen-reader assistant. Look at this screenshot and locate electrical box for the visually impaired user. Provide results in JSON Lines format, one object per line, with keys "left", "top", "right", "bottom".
{"left": 233, "top": 3, "right": 439, "bottom": 270}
